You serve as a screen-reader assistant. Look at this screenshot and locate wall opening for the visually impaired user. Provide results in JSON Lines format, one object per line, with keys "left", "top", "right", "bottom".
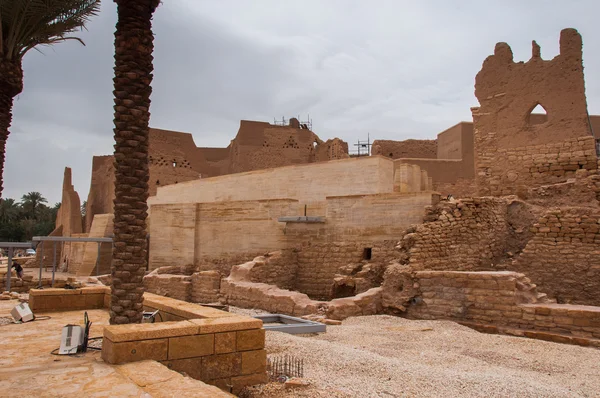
{"left": 362, "top": 248, "right": 372, "bottom": 260}
{"left": 527, "top": 103, "right": 548, "bottom": 125}
{"left": 172, "top": 161, "right": 177, "bottom": 167}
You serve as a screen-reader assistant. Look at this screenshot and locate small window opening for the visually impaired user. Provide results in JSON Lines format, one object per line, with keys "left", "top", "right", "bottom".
{"left": 389, "top": 153, "right": 393, "bottom": 157}
{"left": 172, "top": 161, "right": 177, "bottom": 167}
{"left": 156, "top": 180, "right": 160, "bottom": 185}
{"left": 362, "top": 248, "right": 372, "bottom": 260}
{"left": 527, "top": 103, "right": 547, "bottom": 125}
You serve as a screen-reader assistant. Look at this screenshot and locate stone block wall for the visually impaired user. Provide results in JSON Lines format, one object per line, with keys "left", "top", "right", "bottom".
{"left": 191, "top": 271, "right": 221, "bottom": 304}
{"left": 382, "top": 268, "right": 600, "bottom": 346}
{"left": 476, "top": 135, "right": 597, "bottom": 196}
{"left": 247, "top": 250, "right": 298, "bottom": 290}
{"left": 511, "top": 207, "right": 600, "bottom": 306}
{"left": 143, "top": 272, "right": 192, "bottom": 302}
{"left": 398, "top": 198, "right": 520, "bottom": 271}
{"left": 294, "top": 242, "right": 366, "bottom": 300}
{"left": 104, "top": 293, "right": 268, "bottom": 395}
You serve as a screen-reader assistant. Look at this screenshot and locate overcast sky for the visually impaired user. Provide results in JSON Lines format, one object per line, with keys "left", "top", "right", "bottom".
{"left": 3, "top": 0, "right": 599, "bottom": 204}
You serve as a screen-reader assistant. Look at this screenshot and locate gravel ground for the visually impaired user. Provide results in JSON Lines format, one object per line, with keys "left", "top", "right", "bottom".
{"left": 241, "top": 315, "right": 600, "bottom": 398}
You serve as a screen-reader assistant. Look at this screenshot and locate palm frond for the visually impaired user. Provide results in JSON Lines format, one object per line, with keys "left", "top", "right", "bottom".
{"left": 0, "top": 0, "right": 101, "bottom": 61}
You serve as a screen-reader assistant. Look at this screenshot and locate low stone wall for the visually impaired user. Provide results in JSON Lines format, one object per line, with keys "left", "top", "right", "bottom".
{"left": 192, "top": 271, "right": 221, "bottom": 304}
{"left": 143, "top": 271, "right": 192, "bottom": 302}
{"left": 382, "top": 267, "right": 600, "bottom": 347}
{"left": 1, "top": 271, "right": 69, "bottom": 293}
{"left": 511, "top": 207, "right": 600, "bottom": 306}
{"left": 104, "top": 293, "right": 267, "bottom": 394}
{"left": 248, "top": 250, "right": 298, "bottom": 290}
{"left": 220, "top": 255, "right": 382, "bottom": 320}
{"left": 29, "top": 286, "right": 110, "bottom": 312}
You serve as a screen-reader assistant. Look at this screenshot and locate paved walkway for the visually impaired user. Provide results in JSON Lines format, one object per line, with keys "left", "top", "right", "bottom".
{"left": 0, "top": 300, "right": 232, "bottom": 397}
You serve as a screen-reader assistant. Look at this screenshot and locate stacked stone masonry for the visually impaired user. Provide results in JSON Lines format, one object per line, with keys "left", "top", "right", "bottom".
{"left": 476, "top": 136, "right": 597, "bottom": 196}
{"left": 397, "top": 197, "right": 528, "bottom": 271}
{"left": 512, "top": 207, "right": 600, "bottom": 306}
{"left": 381, "top": 269, "right": 600, "bottom": 347}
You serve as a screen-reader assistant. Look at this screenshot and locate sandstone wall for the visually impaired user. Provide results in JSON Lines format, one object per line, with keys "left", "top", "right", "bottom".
{"left": 191, "top": 271, "right": 221, "bottom": 304}
{"left": 247, "top": 250, "right": 298, "bottom": 290}
{"left": 148, "top": 200, "right": 297, "bottom": 272}
{"left": 143, "top": 271, "right": 192, "bottom": 302}
{"left": 473, "top": 28, "right": 596, "bottom": 196}
{"left": 475, "top": 135, "right": 597, "bottom": 196}
{"left": 85, "top": 156, "right": 115, "bottom": 232}
{"left": 150, "top": 156, "right": 395, "bottom": 206}
{"left": 372, "top": 139, "right": 437, "bottom": 159}
{"left": 382, "top": 268, "right": 600, "bottom": 345}
{"left": 284, "top": 193, "right": 432, "bottom": 299}
{"left": 396, "top": 197, "right": 537, "bottom": 271}
{"left": 511, "top": 207, "right": 600, "bottom": 306}
{"left": 76, "top": 214, "right": 114, "bottom": 276}
{"left": 64, "top": 233, "right": 88, "bottom": 274}
{"left": 56, "top": 167, "right": 83, "bottom": 237}
{"left": 314, "top": 138, "right": 350, "bottom": 162}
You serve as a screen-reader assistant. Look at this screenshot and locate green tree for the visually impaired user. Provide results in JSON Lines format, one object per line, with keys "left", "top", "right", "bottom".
{"left": 0, "top": 0, "right": 101, "bottom": 199}
{"left": 110, "top": 0, "right": 160, "bottom": 325}
{"left": 0, "top": 197, "right": 20, "bottom": 223}
{"left": 20, "top": 191, "right": 47, "bottom": 219}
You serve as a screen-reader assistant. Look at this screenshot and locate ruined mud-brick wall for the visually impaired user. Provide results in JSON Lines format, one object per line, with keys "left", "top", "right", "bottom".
{"left": 191, "top": 271, "right": 221, "bottom": 303}
{"left": 383, "top": 269, "right": 600, "bottom": 344}
{"left": 247, "top": 249, "right": 298, "bottom": 290}
{"left": 85, "top": 156, "right": 115, "bottom": 232}
{"left": 143, "top": 266, "right": 193, "bottom": 302}
{"left": 525, "top": 169, "right": 600, "bottom": 207}
{"left": 475, "top": 135, "right": 597, "bottom": 196}
{"left": 511, "top": 207, "right": 600, "bottom": 306}
{"left": 434, "top": 179, "right": 477, "bottom": 199}
{"left": 372, "top": 139, "right": 437, "bottom": 159}
{"left": 314, "top": 138, "right": 350, "bottom": 161}
{"left": 147, "top": 128, "right": 212, "bottom": 196}
{"left": 228, "top": 120, "right": 321, "bottom": 173}
{"left": 56, "top": 167, "right": 83, "bottom": 237}
{"left": 398, "top": 197, "right": 536, "bottom": 271}
{"left": 473, "top": 28, "right": 596, "bottom": 196}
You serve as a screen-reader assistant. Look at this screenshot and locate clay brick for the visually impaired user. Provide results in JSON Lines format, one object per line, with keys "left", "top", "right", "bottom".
{"left": 201, "top": 353, "right": 242, "bottom": 380}
{"left": 102, "top": 338, "right": 168, "bottom": 364}
{"left": 215, "top": 332, "right": 236, "bottom": 354}
{"left": 241, "top": 350, "right": 267, "bottom": 375}
{"left": 237, "top": 329, "right": 266, "bottom": 351}
{"left": 168, "top": 334, "right": 214, "bottom": 360}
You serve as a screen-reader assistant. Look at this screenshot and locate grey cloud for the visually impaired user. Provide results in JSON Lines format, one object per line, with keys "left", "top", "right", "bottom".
{"left": 3, "top": 0, "right": 600, "bottom": 204}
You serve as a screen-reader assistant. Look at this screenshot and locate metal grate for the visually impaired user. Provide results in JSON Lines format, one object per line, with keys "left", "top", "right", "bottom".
{"left": 267, "top": 355, "right": 304, "bottom": 381}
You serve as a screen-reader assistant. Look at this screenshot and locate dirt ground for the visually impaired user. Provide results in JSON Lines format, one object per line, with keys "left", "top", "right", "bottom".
{"left": 241, "top": 315, "right": 600, "bottom": 398}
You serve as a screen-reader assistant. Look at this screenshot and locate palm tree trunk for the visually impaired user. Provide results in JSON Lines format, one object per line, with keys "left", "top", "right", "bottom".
{"left": 0, "top": 59, "right": 23, "bottom": 200}
{"left": 110, "top": 0, "right": 159, "bottom": 325}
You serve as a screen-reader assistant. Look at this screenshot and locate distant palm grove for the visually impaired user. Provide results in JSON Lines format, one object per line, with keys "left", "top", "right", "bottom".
{"left": 0, "top": 192, "right": 84, "bottom": 242}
